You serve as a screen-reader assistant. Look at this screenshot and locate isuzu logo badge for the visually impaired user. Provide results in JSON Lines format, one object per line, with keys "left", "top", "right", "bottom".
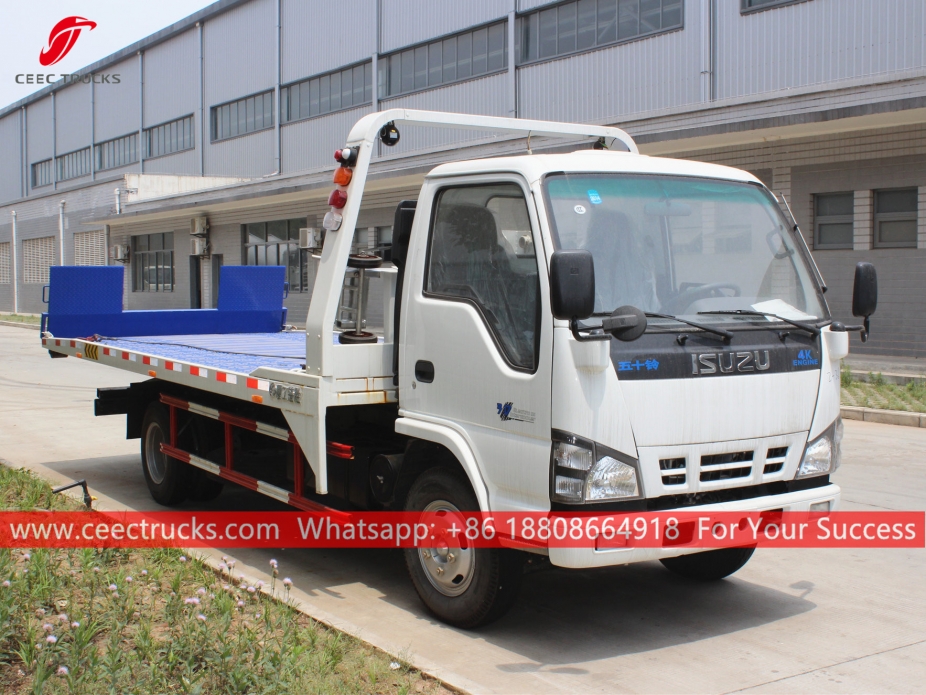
{"left": 691, "top": 351, "right": 770, "bottom": 375}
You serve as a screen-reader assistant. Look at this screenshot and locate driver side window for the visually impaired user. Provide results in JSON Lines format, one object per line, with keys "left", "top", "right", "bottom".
{"left": 426, "top": 183, "right": 540, "bottom": 372}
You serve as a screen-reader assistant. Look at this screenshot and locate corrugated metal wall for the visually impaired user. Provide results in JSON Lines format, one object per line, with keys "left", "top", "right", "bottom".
{"left": 206, "top": 128, "right": 276, "bottom": 177}
{"left": 517, "top": 22, "right": 700, "bottom": 123}
{"left": 25, "top": 97, "right": 54, "bottom": 165}
{"left": 55, "top": 82, "right": 91, "bottom": 155}
{"left": 0, "top": 114, "right": 21, "bottom": 203}
{"left": 517, "top": 0, "right": 557, "bottom": 12}
{"left": 380, "top": 0, "right": 510, "bottom": 52}
{"left": 379, "top": 72, "right": 510, "bottom": 155}
{"left": 94, "top": 57, "right": 140, "bottom": 142}
{"left": 203, "top": 0, "right": 276, "bottom": 106}
{"left": 282, "top": 0, "right": 376, "bottom": 82}
{"left": 144, "top": 29, "right": 200, "bottom": 129}
{"left": 281, "top": 105, "right": 374, "bottom": 173}
{"left": 143, "top": 149, "right": 200, "bottom": 175}
{"left": 714, "top": 0, "right": 926, "bottom": 100}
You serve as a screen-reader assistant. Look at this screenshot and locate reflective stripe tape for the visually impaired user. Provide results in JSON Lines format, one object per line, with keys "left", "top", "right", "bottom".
{"left": 164, "top": 361, "right": 183, "bottom": 372}
{"left": 216, "top": 372, "right": 238, "bottom": 384}
{"left": 103, "top": 347, "right": 111, "bottom": 356}
{"left": 189, "top": 366, "right": 208, "bottom": 378}
{"left": 142, "top": 356, "right": 159, "bottom": 366}
{"left": 246, "top": 378, "right": 270, "bottom": 391}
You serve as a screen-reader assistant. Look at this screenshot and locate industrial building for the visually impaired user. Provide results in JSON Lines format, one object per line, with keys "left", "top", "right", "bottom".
{"left": 0, "top": 0, "right": 924, "bottom": 357}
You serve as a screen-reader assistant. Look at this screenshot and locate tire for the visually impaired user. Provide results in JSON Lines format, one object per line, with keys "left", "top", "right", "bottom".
{"left": 403, "top": 467, "right": 523, "bottom": 629}
{"left": 187, "top": 473, "right": 224, "bottom": 502}
{"left": 660, "top": 547, "right": 755, "bottom": 581}
{"left": 140, "top": 403, "right": 191, "bottom": 507}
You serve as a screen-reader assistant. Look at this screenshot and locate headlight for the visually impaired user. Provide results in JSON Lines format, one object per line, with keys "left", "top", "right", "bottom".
{"left": 551, "top": 431, "right": 642, "bottom": 503}
{"left": 797, "top": 418, "right": 842, "bottom": 479}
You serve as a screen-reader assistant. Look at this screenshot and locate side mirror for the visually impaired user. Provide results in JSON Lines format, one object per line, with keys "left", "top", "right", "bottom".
{"left": 390, "top": 200, "right": 417, "bottom": 270}
{"left": 851, "top": 262, "right": 877, "bottom": 342}
{"left": 550, "top": 250, "right": 595, "bottom": 320}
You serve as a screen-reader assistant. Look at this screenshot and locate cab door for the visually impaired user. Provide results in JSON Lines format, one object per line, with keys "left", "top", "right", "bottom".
{"left": 400, "top": 176, "right": 553, "bottom": 511}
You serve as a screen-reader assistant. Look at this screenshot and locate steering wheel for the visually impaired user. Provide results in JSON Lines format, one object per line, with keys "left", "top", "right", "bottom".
{"left": 661, "top": 282, "right": 742, "bottom": 314}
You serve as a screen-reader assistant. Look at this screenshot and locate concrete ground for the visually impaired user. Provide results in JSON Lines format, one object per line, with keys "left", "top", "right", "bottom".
{"left": 1, "top": 324, "right": 924, "bottom": 694}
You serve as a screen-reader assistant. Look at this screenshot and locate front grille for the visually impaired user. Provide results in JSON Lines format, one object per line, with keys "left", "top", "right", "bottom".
{"left": 700, "top": 450, "right": 753, "bottom": 482}
{"left": 659, "top": 457, "right": 686, "bottom": 486}
{"left": 763, "top": 446, "right": 788, "bottom": 475}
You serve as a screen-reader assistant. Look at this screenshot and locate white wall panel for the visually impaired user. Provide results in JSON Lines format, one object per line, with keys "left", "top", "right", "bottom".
{"left": 206, "top": 128, "right": 275, "bottom": 177}
{"left": 144, "top": 29, "right": 200, "bottom": 128}
{"left": 143, "top": 148, "right": 200, "bottom": 175}
{"left": 0, "top": 113, "right": 22, "bottom": 203}
{"left": 378, "top": 73, "right": 510, "bottom": 155}
{"left": 204, "top": 0, "right": 276, "bottom": 106}
{"left": 282, "top": 0, "right": 377, "bottom": 82}
{"left": 94, "top": 57, "right": 140, "bottom": 142}
{"left": 26, "top": 97, "right": 54, "bottom": 165}
{"left": 55, "top": 81, "right": 91, "bottom": 155}
{"left": 281, "top": 105, "right": 373, "bottom": 173}
{"left": 381, "top": 0, "right": 510, "bottom": 52}
{"left": 714, "top": 0, "right": 926, "bottom": 100}
{"left": 517, "top": 22, "right": 699, "bottom": 123}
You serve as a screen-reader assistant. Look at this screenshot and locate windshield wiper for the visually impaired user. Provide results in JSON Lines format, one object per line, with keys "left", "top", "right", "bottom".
{"left": 645, "top": 312, "right": 733, "bottom": 343}
{"left": 697, "top": 309, "right": 823, "bottom": 337}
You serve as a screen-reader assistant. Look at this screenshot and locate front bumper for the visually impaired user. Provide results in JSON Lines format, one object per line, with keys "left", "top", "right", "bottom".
{"left": 547, "top": 482, "right": 840, "bottom": 569}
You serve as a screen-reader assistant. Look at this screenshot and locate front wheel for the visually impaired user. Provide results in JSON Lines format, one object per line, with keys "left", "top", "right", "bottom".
{"left": 403, "top": 467, "right": 523, "bottom": 629}
{"left": 660, "top": 547, "right": 755, "bottom": 581}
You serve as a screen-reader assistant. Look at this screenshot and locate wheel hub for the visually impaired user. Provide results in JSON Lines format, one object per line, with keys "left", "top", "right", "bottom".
{"left": 417, "top": 500, "right": 475, "bottom": 597}
{"left": 145, "top": 422, "right": 167, "bottom": 484}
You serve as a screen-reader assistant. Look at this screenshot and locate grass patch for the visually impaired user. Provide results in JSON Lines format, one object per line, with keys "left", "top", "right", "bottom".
{"left": 0, "top": 314, "right": 41, "bottom": 326}
{"left": 0, "top": 466, "right": 450, "bottom": 694}
{"left": 840, "top": 365, "right": 926, "bottom": 413}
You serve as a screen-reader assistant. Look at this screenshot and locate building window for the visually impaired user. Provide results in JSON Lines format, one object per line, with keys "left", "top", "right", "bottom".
{"left": 74, "top": 230, "right": 107, "bottom": 266}
{"left": 378, "top": 21, "right": 508, "bottom": 99}
{"left": 145, "top": 115, "right": 195, "bottom": 159}
{"left": 813, "top": 192, "right": 854, "bottom": 250}
{"left": 31, "top": 159, "right": 53, "bottom": 188}
{"left": 132, "top": 232, "right": 174, "bottom": 292}
{"left": 211, "top": 92, "right": 274, "bottom": 142}
{"left": 242, "top": 218, "right": 308, "bottom": 292}
{"left": 873, "top": 188, "right": 918, "bottom": 248}
{"left": 95, "top": 133, "right": 138, "bottom": 171}
{"left": 741, "top": 0, "right": 811, "bottom": 14}
{"left": 517, "top": 0, "right": 683, "bottom": 65}
{"left": 56, "top": 148, "right": 92, "bottom": 182}
{"left": 0, "top": 242, "right": 10, "bottom": 284}
{"left": 23, "top": 236, "right": 55, "bottom": 284}
{"left": 282, "top": 63, "right": 372, "bottom": 123}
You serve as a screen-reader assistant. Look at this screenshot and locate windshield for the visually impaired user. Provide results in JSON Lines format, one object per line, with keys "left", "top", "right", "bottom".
{"left": 543, "top": 173, "right": 827, "bottom": 323}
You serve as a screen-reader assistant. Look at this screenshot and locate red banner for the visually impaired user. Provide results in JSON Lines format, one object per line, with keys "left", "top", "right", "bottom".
{"left": 0, "top": 510, "right": 923, "bottom": 550}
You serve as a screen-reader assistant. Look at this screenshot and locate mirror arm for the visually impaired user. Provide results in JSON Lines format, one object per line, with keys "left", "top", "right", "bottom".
{"left": 570, "top": 318, "right": 610, "bottom": 342}
{"left": 843, "top": 318, "right": 871, "bottom": 342}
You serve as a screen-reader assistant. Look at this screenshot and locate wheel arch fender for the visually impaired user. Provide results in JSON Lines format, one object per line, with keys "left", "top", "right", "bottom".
{"left": 394, "top": 417, "right": 490, "bottom": 511}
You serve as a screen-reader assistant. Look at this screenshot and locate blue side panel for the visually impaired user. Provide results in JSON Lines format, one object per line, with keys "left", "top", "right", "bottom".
{"left": 217, "top": 266, "right": 287, "bottom": 312}
{"left": 48, "top": 266, "right": 124, "bottom": 315}
{"left": 45, "top": 265, "right": 287, "bottom": 339}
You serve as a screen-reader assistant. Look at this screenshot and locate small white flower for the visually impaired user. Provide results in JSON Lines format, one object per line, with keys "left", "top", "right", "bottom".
{"left": 108, "top": 584, "right": 117, "bottom": 592}
{"left": 1, "top": 580, "right": 9, "bottom": 588}
{"left": 256, "top": 580, "right": 265, "bottom": 588}
{"left": 236, "top": 600, "right": 245, "bottom": 608}
{"left": 71, "top": 621, "right": 80, "bottom": 629}
{"left": 282, "top": 578, "right": 292, "bottom": 587}
{"left": 196, "top": 587, "right": 206, "bottom": 596}
{"left": 179, "top": 556, "right": 187, "bottom": 563}
{"left": 57, "top": 666, "right": 69, "bottom": 676}
{"left": 36, "top": 609, "right": 46, "bottom": 617}
{"left": 46, "top": 635, "right": 57, "bottom": 644}
{"left": 43, "top": 623, "right": 54, "bottom": 633}
{"left": 222, "top": 584, "right": 230, "bottom": 591}
{"left": 92, "top": 567, "right": 100, "bottom": 573}
{"left": 184, "top": 597, "right": 200, "bottom": 605}
{"left": 218, "top": 563, "right": 227, "bottom": 571}
{"left": 246, "top": 586, "right": 256, "bottom": 594}
{"left": 140, "top": 569, "right": 148, "bottom": 576}
{"left": 269, "top": 559, "right": 278, "bottom": 569}
{"left": 222, "top": 555, "right": 228, "bottom": 562}
{"left": 255, "top": 613, "right": 261, "bottom": 619}
{"left": 22, "top": 552, "right": 31, "bottom": 561}
{"left": 58, "top": 613, "right": 68, "bottom": 623}
{"left": 389, "top": 661, "right": 401, "bottom": 670}
{"left": 125, "top": 576, "right": 133, "bottom": 583}
{"left": 196, "top": 613, "right": 207, "bottom": 622}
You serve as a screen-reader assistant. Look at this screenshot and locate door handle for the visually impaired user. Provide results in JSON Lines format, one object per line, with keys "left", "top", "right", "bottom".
{"left": 415, "top": 360, "right": 435, "bottom": 383}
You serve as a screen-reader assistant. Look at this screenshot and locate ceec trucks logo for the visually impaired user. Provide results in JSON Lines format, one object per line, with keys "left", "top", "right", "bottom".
{"left": 39, "top": 16, "right": 97, "bottom": 66}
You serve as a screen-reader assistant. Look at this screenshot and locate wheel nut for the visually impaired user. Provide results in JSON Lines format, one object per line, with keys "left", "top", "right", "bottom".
{"left": 447, "top": 553, "right": 455, "bottom": 563}
{"left": 436, "top": 567, "right": 444, "bottom": 575}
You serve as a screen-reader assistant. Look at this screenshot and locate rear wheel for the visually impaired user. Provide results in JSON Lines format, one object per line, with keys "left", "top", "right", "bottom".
{"left": 403, "top": 467, "right": 522, "bottom": 628}
{"left": 660, "top": 547, "right": 755, "bottom": 581}
{"left": 140, "top": 403, "right": 191, "bottom": 507}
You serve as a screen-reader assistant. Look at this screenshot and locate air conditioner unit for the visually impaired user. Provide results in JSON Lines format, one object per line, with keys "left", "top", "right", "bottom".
{"left": 191, "top": 216, "right": 209, "bottom": 236}
{"left": 191, "top": 237, "right": 209, "bottom": 256}
{"left": 109, "top": 244, "right": 130, "bottom": 262}
{"left": 299, "top": 227, "right": 322, "bottom": 250}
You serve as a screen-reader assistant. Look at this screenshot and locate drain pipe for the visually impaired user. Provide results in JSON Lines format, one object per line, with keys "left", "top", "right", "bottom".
{"left": 114, "top": 188, "right": 121, "bottom": 215}
{"left": 58, "top": 200, "right": 66, "bottom": 265}
{"left": 10, "top": 211, "right": 18, "bottom": 313}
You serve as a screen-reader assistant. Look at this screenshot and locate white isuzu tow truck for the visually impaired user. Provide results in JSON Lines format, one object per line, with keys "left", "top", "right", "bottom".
{"left": 41, "top": 110, "right": 878, "bottom": 627}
